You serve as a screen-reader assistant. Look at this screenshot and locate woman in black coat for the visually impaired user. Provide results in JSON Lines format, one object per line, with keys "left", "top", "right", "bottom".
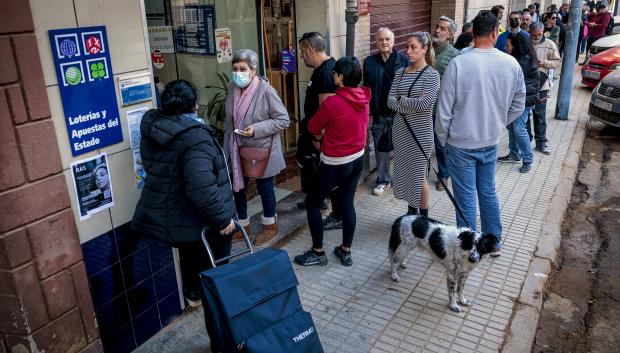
{"left": 497, "top": 31, "right": 540, "bottom": 173}
{"left": 132, "top": 80, "right": 236, "bottom": 353}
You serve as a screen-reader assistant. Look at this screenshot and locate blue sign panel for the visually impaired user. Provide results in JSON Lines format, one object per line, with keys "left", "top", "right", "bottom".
{"left": 49, "top": 26, "right": 123, "bottom": 156}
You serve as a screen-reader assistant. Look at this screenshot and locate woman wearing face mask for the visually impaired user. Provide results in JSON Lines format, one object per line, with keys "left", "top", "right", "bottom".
{"left": 387, "top": 32, "right": 440, "bottom": 217}
{"left": 223, "top": 49, "right": 290, "bottom": 246}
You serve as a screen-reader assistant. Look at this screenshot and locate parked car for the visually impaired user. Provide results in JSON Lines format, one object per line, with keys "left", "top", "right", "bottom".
{"left": 589, "top": 69, "right": 620, "bottom": 127}
{"left": 582, "top": 46, "right": 620, "bottom": 87}
{"left": 588, "top": 33, "right": 620, "bottom": 56}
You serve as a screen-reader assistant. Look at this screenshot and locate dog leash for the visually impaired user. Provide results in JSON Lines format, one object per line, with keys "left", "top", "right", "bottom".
{"left": 402, "top": 115, "right": 474, "bottom": 231}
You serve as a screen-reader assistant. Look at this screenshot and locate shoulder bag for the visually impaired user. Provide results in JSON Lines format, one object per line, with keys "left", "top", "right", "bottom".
{"left": 238, "top": 134, "right": 272, "bottom": 178}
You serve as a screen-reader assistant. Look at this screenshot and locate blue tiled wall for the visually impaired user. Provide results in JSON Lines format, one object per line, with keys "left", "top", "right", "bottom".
{"left": 82, "top": 222, "right": 182, "bottom": 353}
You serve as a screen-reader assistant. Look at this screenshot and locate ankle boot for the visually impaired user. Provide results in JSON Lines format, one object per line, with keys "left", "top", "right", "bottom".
{"left": 254, "top": 223, "right": 278, "bottom": 246}
{"left": 233, "top": 224, "right": 253, "bottom": 242}
{"left": 419, "top": 208, "right": 429, "bottom": 217}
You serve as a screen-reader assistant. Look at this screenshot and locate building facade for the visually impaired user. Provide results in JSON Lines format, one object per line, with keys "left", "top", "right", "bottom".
{"left": 0, "top": 0, "right": 569, "bottom": 352}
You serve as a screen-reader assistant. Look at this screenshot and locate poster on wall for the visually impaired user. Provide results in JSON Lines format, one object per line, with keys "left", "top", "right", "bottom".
{"left": 118, "top": 74, "right": 153, "bottom": 106}
{"left": 172, "top": 4, "right": 216, "bottom": 55}
{"left": 126, "top": 107, "right": 149, "bottom": 189}
{"left": 48, "top": 26, "right": 123, "bottom": 156}
{"left": 147, "top": 26, "right": 174, "bottom": 53}
{"left": 71, "top": 153, "right": 115, "bottom": 220}
{"left": 215, "top": 28, "right": 232, "bottom": 63}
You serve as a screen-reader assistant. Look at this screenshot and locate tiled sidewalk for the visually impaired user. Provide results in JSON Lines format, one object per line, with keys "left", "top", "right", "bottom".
{"left": 136, "top": 72, "right": 592, "bottom": 353}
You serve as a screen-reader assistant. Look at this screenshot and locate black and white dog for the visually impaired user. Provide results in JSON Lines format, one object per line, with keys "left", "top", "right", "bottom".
{"left": 388, "top": 215, "right": 499, "bottom": 312}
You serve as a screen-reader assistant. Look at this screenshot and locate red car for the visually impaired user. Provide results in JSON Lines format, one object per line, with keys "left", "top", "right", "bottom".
{"left": 582, "top": 46, "right": 620, "bottom": 88}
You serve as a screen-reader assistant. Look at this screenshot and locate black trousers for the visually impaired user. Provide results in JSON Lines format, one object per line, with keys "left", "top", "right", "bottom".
{"left": 305, "top": 156, "right": 364, "bottom": 249}
{"left": 178, "top": 232, "right": 232, "bottom": 352}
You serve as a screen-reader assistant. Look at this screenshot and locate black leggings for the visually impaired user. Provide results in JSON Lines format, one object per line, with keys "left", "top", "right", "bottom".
{"left": 305, "top": 156, "right": 364, "bottom": 249}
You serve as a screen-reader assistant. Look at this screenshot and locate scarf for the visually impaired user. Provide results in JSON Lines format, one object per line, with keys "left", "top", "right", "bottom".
{"left": 230, "top": 76, "right": 260, "bottom": 192}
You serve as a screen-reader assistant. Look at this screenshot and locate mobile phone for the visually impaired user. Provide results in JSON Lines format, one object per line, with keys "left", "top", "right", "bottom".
{"left": 234, "top": 128, "right": 244, "bottom": 135}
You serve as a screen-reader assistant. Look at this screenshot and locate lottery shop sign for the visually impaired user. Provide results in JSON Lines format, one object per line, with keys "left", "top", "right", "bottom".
{"left": 49, "top": 26, "right": 123, "bottom": 156}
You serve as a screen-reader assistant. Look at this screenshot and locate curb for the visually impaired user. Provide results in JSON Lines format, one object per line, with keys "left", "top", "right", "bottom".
{"left": 500, "top": 110, "right": 590, "bottom": 352}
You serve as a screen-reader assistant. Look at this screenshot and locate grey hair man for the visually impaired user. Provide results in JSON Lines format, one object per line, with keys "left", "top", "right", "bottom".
{"left": 431, "top": 15, "right": 460, "bottom": 191}
{"left": 363, "top": 27, "right": 409, "bottom": 196}
{"left": 528, "top": 21, "right": 560, "bottom": 154}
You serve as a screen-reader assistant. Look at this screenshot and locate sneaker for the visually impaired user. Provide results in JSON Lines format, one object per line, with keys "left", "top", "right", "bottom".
{"left": 294, "top": 249, "right": 328, "bottom": 266}
{"left": 519, "top": 163, "right": 532, "bottom": 173}
{"left": 323, "top": 213, "right": 343, "bottom": 231}
{"left": 435, "top": 178, "right": 447, "bottom": 191}
{"left": 535, "top": 146, "right": 551, "bottom": 155}
{"left": 373, "top": 183, "right": 388, "bottom": 196}
{"left": 297, "top": 200, "right": 329, "bottom": 210}
{"left": 489, "top": 248, "right": 502, "bottom": 257}
{"left": 183, "top": 290, "right": 202, "bottom": 308}
{"left": 497, "top": 155, "right": 521, "bottom": 163}
{"left": 333, "top": 246, "right": 353, "bottom": 266}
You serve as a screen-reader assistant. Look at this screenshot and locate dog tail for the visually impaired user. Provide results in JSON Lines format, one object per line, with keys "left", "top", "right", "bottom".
{"left": 389, "top": 216, "right": 403, "bottom": 252}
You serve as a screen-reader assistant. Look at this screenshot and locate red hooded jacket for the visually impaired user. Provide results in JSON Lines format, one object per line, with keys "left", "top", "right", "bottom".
{"left": 308, "top": 86, "right": 371, "bottom": 158}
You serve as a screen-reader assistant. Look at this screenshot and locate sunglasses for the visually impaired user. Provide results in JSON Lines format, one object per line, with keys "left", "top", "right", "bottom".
{"left": 550, "top": 16, "right": 557, "bottom": 20}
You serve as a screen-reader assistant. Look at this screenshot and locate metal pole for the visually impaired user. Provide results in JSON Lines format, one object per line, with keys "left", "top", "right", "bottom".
{"left": 345, "top": 0, "right": 358, "bottom": 56}
{"left": 554, "top": 0, "right": 583, "bottom": 120}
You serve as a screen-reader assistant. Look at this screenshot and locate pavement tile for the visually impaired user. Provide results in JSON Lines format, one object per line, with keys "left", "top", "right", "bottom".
{"left": 134, "top": 70, "right": 588, "bottom": 353}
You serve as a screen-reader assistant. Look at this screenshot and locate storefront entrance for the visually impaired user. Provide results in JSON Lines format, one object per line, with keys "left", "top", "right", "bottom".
{"left": 144, "top": 0, "right": 301, "bottom": 199}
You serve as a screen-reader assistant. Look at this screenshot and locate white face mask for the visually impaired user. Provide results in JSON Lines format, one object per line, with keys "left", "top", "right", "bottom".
{"left": 232, "top": 71, "right": 251, "bottom": 88}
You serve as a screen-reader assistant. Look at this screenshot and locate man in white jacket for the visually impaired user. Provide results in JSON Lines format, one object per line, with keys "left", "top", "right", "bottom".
{"left": 530, "top": 21, "right": 561, "bottom": 153}
{"left": 436, "top": 10, "right": 526, "bottom": 257}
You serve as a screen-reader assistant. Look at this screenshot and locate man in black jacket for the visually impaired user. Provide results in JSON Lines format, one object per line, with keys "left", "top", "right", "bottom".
{"left": 363, "top": 27, "right": 408, "bottom": 196}
{"left": 132, "top": 80, "right": 236, "bottom": 353}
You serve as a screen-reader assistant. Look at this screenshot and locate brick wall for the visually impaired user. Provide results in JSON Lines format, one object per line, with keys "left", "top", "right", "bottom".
{"left": 0, "top": 0, "right": 100, "bottom": 352}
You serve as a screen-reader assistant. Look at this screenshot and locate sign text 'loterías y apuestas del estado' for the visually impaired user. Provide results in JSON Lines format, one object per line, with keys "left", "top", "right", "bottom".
{"left": 49, "top": 26, "right": 123, "bottom": 156}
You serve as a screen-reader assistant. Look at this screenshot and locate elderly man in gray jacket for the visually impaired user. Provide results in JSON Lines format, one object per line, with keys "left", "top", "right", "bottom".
{"left": 436, "top": 11, "right": 525, "bottom": 257}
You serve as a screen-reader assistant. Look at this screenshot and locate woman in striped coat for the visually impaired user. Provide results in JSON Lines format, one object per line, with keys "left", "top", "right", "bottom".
{"left": 387, "top": 32, "right": 440, "bottom": 216}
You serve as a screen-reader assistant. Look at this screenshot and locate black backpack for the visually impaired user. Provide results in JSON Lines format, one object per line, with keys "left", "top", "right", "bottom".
{"left": 606, "top": 14, "right": 614, "bottom": 36}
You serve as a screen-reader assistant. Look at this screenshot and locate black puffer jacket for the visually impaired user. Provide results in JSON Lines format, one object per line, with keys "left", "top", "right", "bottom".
{"left": 518, "top": 55, "right": 541, "bottom": 107}
{"left": 132, "top": 109, "right": 236, "bottom": 245}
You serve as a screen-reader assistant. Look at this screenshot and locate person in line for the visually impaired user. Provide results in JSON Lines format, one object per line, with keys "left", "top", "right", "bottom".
{"left": 462, "top": 21, "right": 474, "bottom": 34}
{"left": 496, "top": 11, "right": 530, "bottom": 53}
{"left": 294, "top": 57, "right": 371, "bottom": 267}
{"left": 223, "top": 49, "right": 290, "bottom": 246}
{"left": 436, "top": 10, "right": 525, "bottom": 257}
{"left": 296, "top": 32, "right": 343, "bottom": 231}
{"left": 543, "top": 12, "right": 561, "bottom": 45}
{"left": 530, "top": 21, "right": 560, "bottom": 147}
{"left": 558, "top": 2, "right": 570, "bottom": 25}
{"left": 577, "top": 5, "right": 590, "bottom": 61}
{"left": 584, "top": 2, "right": 611, "bottom": 61}
{"left": 492, "top": 5, "right": 507, "bottom": 34}
{"left": 432, "top": 16, "right": 460, "bottom": 190}
{"left": 363, "top": 27, "right": 408, "bottom": 196}
{"left": 498, "top": 31, "right": 539, "bottom": 173}
{"left": 528, "top": 3, "right": 540, "bottom": 22}
{"left": 454, "top": 31, "right": 474, "bottom": 50}
{"left": 387, "top": 32, "right": 441, "bottom": 216}
{"left": 132, "top": 80, "right": 236, "bottom": 353}
{"left": 521, "top": 11, "right": 533, "bottom": 32}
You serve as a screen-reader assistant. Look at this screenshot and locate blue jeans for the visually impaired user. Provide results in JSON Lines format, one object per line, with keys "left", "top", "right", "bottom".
{"left": 507, "top": 107, "right": 534, "bottom": 164}
{"left": 434, "top": 133, "right": 449, "bottom": 179}
{"left": 446, "top": 144, "right": 502, "bottom": 241}
{"left": 233, "top": 176, "right": 276, "bottom": 220}
{"left": 371, "top": 117, "right": 391, "bottom": 185}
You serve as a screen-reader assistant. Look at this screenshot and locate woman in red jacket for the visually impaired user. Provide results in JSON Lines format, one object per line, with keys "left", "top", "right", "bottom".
{"left": 294, "top": 57, "right": 371, "bottom": 267}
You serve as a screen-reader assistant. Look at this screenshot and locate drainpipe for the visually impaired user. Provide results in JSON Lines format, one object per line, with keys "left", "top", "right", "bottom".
{"left": 554, "top": 0, "right": 583, "bottom": 120}
{"left": 345, "top": 0, "right": 358, "bottom": 56}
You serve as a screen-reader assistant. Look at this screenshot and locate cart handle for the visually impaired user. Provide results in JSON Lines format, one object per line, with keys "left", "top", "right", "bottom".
{"left": 201, "top": 219, "right": 253, "bottom": 268}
